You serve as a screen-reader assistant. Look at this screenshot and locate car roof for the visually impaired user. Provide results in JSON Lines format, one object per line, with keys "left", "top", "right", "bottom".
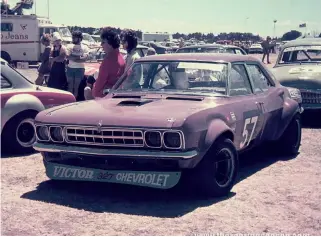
{"left": 137, "top": 45, "right": 149, "bottom": 49}
{"left": 136, "top": 53, "right": 258, "bottom": 63}
{"left": 179, "top": 44, "right": 223, "bottom": 49}
{"left": 281, "top": 38, "right": 321, "bottom": 49}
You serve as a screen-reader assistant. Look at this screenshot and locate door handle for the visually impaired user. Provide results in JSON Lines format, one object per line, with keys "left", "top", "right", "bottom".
{"left": 256, "top": 102, "right": 264, "bottom": 111}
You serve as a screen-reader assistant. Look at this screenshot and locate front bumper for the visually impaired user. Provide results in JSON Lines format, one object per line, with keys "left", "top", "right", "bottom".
{"left": 33, "top": 142, "right": 198, "bottom": 159}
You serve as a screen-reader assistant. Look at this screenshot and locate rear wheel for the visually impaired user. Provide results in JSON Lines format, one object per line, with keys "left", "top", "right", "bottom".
{"left": 2, "top": 111, "right": 37, "bottom": 154}
{"left": 277, "top": 114, "right": 302, "bottom": 155}
{"left": 187, "top": 138, "right": 239, "bottom": 197}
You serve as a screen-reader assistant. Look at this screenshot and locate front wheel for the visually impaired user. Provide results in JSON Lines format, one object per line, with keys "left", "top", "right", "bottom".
{"left": 2, "top": 112, "right": 37, "bottom": 154}
{"left": 187, "top": 138, "right": 239, "bottom": 197}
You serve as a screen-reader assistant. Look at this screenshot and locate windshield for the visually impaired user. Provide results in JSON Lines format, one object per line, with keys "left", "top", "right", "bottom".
{"left": 83, "top": 34, "right": 95, "bottom": 43}
{"left": 112, "top": 61, "right": 228, "bottom": 96}
{"left": 58, "top": 27, "right": 72, "bottom": 38}
{"left": 177, "top": 47, "right": 222, "bottom": 53}
{"left": 278, "top": 45, "right": 321, "bottom": 64}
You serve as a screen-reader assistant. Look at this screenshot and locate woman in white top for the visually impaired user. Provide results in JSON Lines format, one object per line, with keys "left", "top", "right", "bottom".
{"left": 121, "top": 30, "right": 141, "bottom": 72}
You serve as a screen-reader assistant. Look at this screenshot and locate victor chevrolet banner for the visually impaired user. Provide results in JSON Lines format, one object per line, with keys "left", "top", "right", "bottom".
{"left": 45, "top": 162, "right": 181, "bottom": 189}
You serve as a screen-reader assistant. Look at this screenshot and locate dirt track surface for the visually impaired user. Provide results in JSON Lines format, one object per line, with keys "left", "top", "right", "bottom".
{"left": 2, "top": 53, "right": 321, "bottom": 235}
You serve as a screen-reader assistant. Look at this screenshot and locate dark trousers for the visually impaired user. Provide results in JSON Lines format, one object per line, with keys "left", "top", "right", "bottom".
{"left": 262, "top": 50, "right": 270, "bottom": 63}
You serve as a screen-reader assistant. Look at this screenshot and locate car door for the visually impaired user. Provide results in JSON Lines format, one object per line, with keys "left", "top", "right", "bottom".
{"left": 228, "top": 63, "right": 265, "bottom": 150}
{"left": 245, "top": 62, "right": 285, "bottom": 141}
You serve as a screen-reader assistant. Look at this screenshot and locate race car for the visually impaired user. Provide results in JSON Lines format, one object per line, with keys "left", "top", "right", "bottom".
{"left": 1, "top": 58, "right": 76, "bottom": 153}
{"left": 32, "top": 53, "right": 303, "bottom": 197}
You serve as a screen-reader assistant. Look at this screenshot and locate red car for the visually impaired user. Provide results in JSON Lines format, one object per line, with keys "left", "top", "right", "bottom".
{"left": 1, "top": 58, "right": 76, "bottom": 153}
{"left": 33, "top": 53, "right": 303, "bottom": 197}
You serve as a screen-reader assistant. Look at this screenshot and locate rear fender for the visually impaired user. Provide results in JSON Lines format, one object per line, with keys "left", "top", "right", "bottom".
{"left": 1, "top": 94, "right": 44, "bottom": 132}
{"left": 275, "top": 97, "right": 300, "bottom": 140}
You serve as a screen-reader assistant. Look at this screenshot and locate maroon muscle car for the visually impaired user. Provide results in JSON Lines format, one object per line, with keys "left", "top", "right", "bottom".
{"left": 33, "top": 53, "right": 303, "bottom": 197}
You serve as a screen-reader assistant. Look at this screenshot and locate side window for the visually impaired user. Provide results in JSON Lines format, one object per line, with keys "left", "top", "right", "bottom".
{"left": 247, "top": 64, "right": 273, "bottom": 93}
{"left": 1, "top": 74, "right": 12, "bottom": 89}
{"left": 1, "top": 23, "right": 13, "bottom": 32}
{"left": 39, "top": 28, "right": 44, "bottom": 36}
{"left": 152, "top": 65, "right": 170, "bottom": 89}
{"left": 235, "top": 49, "right": 244, "bottom": 55}
{"left": 229, "top": 64, "right": 252, "bottom": 96}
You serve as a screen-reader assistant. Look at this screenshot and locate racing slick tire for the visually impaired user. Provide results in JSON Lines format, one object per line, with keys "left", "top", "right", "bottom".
{"left": 186, "top": 138, "right": 239, "bottom": 197}
{"left": 1, "top": 111, "right": 38, "bottom": 154}
{"left": 276, "top": 113, "right": 302, "bottom": 155}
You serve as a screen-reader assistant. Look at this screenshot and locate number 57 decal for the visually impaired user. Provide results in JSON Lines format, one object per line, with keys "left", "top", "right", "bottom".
{"left": 239, "top": 116, "right": 258, "bottom": 149}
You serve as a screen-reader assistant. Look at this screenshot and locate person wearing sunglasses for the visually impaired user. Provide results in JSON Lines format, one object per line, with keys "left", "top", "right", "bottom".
{"left": 92, "top": 27, "right": 125, "bottom": 98}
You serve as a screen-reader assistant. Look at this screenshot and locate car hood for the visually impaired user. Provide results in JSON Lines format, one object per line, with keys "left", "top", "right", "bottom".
{"left": 35, "top": 95, "right": 221, "bottom": 128}
{"left": 271, "top": 64, "right": 321, "bottom": 90}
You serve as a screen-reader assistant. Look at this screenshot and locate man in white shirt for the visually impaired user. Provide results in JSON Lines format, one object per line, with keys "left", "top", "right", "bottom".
{"left": 66, "top": 31, "right": 89, "bottom": 99}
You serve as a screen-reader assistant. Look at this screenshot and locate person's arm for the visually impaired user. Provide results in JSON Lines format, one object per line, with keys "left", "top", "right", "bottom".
{"left": 40, "top": 47, "right": 51, "bottom": 63}
{"left": 74, "top": 45, "right": 90, "bottom": 62}
{"left": 52, "top": 46, "right": 66, "bottom": 62}
{"left": 84, "top": 86, "right": 94, "bottom": 100}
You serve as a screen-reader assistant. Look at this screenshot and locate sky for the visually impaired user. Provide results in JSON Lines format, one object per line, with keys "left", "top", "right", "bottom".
{"left": 6, "top": 0, "right": 321, "bottom": 37}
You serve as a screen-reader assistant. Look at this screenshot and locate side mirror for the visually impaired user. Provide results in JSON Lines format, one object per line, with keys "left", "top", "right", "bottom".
{"left": 103, "top": 89, "right": 110, "bottom": 95}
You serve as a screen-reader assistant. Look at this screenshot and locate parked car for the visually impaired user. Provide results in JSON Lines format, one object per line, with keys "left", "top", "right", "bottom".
{"left": 140, "top": 41, "right": 173, "bottom": 54}
{"left": 33, "top": 53, "right": 303, "bottom": 197}
{"left": 0, "top": 58, "right": 76, "bottom": 153}
{"left": 270, "top": 38, "right": 321, "bottom": 111}
{"left": 248, "top": 44, "right": 264, "bottom": 54}
{"left": 176, "top": 44, "right": 247, "bottom": 55}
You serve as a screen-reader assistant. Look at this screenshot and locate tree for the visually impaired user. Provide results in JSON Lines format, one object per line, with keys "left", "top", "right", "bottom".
{"left": 281, "top": 30, "right": 302, "bottom": 41}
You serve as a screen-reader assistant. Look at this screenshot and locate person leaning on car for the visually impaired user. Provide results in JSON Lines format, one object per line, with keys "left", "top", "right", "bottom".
{"left": 92, "top": 27, "right": 125, "bottom": 98}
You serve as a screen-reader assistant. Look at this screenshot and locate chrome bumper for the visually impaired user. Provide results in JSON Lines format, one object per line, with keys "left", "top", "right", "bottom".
{"left": 33, "top": 142, "right": 198, "bottom": 159}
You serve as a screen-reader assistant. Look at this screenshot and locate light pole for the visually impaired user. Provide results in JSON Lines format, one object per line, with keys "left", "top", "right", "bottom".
{"left": 245, "top": 17, "right": 249, "bottom": 31}
{"left": 273, "top": 20, "right": 277, "bottom": 38}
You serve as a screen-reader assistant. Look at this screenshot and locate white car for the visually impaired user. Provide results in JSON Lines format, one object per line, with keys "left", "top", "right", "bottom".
{"left": 1, "top": 58, "right": 76, "bottom": 153}
{"left": 248, "top": 44, "right": 263, "bottom": 54}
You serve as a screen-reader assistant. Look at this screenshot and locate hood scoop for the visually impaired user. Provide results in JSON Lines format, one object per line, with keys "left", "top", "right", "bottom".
{"left": 166, "top": 96, "right": 203, "bottom": 101}
{"left": 112, "top": 95, "right": 142, "bottom": 99}
{"left": 117, "top": 99, "right": 154, "bottom": 106}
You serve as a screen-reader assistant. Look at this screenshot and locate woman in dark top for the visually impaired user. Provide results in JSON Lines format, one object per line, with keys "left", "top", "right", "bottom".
{"left": 35, "top": 34, "right": 51, "bottom": 85}
{"left": 47, "top": 32, "right": 68, "bottom": 90}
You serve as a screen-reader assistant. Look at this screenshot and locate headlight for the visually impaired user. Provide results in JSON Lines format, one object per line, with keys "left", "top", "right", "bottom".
{"left": 36, "top": 125, "right": 50, "bottom": 141}
{"left": 163, "top": 132, "right": 182, "bottom": 149}
{"left": 287, "top": 87, "right": 302, "bottom": 104}
{"left": 144, "top": 131, "right": 162, "bottom": 148}
{"left": 49, "top": 126, "right": 64, "bottom": 142}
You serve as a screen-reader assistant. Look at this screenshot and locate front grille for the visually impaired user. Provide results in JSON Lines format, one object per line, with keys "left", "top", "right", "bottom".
{"left": 300, "top": 90, "right": 321, "bottom": 104}
{"left": 64, "top": 126, "right": 144, "bottom": 147}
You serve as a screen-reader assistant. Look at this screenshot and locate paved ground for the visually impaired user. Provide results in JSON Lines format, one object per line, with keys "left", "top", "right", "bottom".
{"left": 2, "top": 53, "right": 321, "bottom": 235}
